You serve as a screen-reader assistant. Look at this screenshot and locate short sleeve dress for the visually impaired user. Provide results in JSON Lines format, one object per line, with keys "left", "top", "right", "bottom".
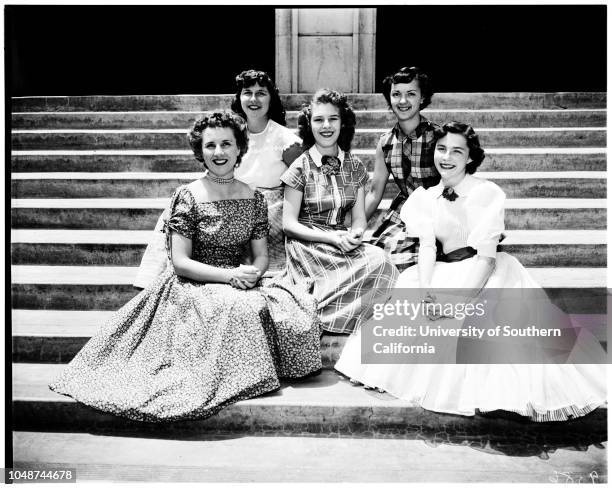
{"left": 277, "top": 146, "right": 399, "bottom": 334}
{"left": 50, "top": 185, "right": 322, "bottom": 422}
{"left": 336, "top": 174, "right": 606, "bottom": 421}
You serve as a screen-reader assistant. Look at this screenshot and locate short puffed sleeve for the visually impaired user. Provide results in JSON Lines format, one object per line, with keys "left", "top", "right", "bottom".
{"left": 466, "top": 180, "right": 506, "bottom": 258}
{"left": 280, "top": 156, "right": 307, "bottom": 191}
{"left": 166, "top": 186, "right": 197, "bottom": 239}
{"left": 279, "top": 127, "right": 304, "bottom": 166}
{"left": 351, "top": 156, "right": 369, "bottom": 188}
{"left": 399, "top": 186, "right": 436, "bottom": 248}
{"left": 251, "top": 190, "right": 270, "bottom": 240}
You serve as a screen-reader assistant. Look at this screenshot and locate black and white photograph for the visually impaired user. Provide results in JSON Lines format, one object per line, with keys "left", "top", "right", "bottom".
{"left": 6, "top": 2, "right": 609, "bottom": 484}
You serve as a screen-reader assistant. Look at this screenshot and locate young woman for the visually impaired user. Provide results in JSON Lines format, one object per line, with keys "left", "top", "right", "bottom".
{"left": 50, "top": 112, "right": 322, "bottom": 422}
{"left": 134, "top": 70, "right": 303, "bottom": 288}
{"left": 278, "top": 88, "right": 399, "bottom": 334}
{"left": 336, "top": 122, "right": 606, "bottom": 421}
{"left": 366, "top": 67, "right": 441, "bottom": 271}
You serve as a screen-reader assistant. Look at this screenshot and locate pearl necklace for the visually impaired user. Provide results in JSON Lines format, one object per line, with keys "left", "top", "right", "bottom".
{"left": 203, "top": 169, "right": 235, "bottom": 185}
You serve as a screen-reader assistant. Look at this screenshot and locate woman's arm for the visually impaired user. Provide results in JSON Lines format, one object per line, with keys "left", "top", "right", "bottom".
{"left": 342, "top": 186, "right": 367, "bottom": 251}
{"left": 350, "top": 186, "right": 368, "bottom": 232}
{"left": 417, "top": 244, "right": 437, "bottom": 290}
{"left": 171, "top": 232, "right": 258, "bottom": 286}
{"left": 364, "top": 139, "right": 390, "bottom": 220}
{"left": 461, "top": 255, "right": 496, "bottom": 292}
{"left": 283, "top": 186, "right": 349, "bottom": 249}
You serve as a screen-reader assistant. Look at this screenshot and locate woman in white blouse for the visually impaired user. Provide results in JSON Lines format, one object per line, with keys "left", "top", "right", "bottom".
{"left": 336, "top": 121, "right": 606, "bottom": 422}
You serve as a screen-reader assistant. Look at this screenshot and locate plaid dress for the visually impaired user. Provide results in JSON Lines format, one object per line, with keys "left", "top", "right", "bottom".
{"left": 369, "top": 117, "right": 440, "bottom": 271}
{"left": 278, "top": 147, "right": 399, "bottom": 334}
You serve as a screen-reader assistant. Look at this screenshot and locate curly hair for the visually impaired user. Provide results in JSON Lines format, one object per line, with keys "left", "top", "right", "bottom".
{"left": 434, "top": 121, "right": 486, "bottom": 174}
{"left": 187, "top": 111, "right": 249, "bottom": 166}
{"left": 297, "top": 88, "right": 356, "bottom": 152}
{"left": 230, "top": 69, "right": 287, "bottom": 126}
{"left": 381, "top": 66, "right": 434, "bottom": 110}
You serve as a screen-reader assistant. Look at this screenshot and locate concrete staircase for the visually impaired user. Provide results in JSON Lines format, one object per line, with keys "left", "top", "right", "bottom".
{"left": 10, "top": 92, "right": 607, "bottom": 482}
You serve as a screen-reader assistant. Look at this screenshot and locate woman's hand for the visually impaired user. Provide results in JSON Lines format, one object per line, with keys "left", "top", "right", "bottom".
{"left": 228, "top": 264, "right": 261, "bottom": 289}
{"left": 421, "top": 290, "right": 455, "bottom": 322}
{"left": 344, "top": 227, "right": 364, "bottom": 251}
{"left": 330, "top": 230, "right": 360, "bottom": 252}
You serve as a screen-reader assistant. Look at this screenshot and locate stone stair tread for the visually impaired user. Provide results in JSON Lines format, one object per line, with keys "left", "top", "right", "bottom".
{"left": 11, "top": 130, "right": 606, "bottom": 151}
{"left": 13, "top": 108, "right": 608, "bottom": 114}
{"left": 11, "top": 92, "right": 607, "bottom": 111}
{"left": 11, "top": 229, "right": 608, "bottom": 245}
{"left": 11, "top": 171, "right": 607, "bottom": 180}
{"left": 11, "top": 197, "right": 608, "bottom": 210}
{"left": 12, "top": 309, "right": 607, "bottom": 338}
{"left": 12, "top": 147, "right": 607, "bottom": 156}
{"left": 12, "top": 431, "right": 608, "bottom": 483}
{"left": 10, "top": 265, "right": 607, "bottom": 287}
{"left": 14, "top": 364, "right": 403, "bottom": 407}
{"left": 12, "top": 127, "right": 608, "bottom": 133}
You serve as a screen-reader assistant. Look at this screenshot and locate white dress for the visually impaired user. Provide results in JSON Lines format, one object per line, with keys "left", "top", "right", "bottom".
{"left": 134, "top": 120, "right": 303, "bottom": 288}
{"left": 335, "top": 174, "right": 606, "bottom": 421}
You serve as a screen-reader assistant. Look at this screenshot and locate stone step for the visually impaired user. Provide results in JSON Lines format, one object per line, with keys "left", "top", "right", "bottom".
{"left": 10, "top": 266, "right": 607, "bottom": 313}
{"left": 11, "top": 127, "right": 607, "bottom": 150}
{"left": 12, "top": 365, "right": 608, "bottom": 447}
{"left": 11, "top": 265, "right": 606, "bottom": 287}
{"left": 11, "top": 92, "right": 606, "bottom": 112}
{"left": 11, "top": 171, "right": 607, "bottom": 199}
{"left": 12, "top": 283, "right": 606, "bottom": 314}
{"left": 10, "top": 230, "right": 608, "bottom": 267}
{"left": 11, "top": 198, "right": 607, "bottom": 230}
{"left": 11, "top": 108, "right": 607, "bottom": 130}
{"left": 11, "top": 149, "right": 608, "bottom": 173}
{"left": 10, "top": 310, "right": 347, "bottom": 366}
{"left": 11, "top": 310, "right": 607, "bottom": 365}
{"left": 12, "top": 432, "right": 608, "bottom": 483}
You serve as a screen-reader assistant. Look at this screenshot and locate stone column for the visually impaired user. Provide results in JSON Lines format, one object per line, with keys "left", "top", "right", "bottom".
{"left": 275, "top": 8, "right": 377, "bottom": 93}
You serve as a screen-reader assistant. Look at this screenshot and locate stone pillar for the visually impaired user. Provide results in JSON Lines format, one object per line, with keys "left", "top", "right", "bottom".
{"left": 275, "top": 8, "right": 377, "bottom": 93}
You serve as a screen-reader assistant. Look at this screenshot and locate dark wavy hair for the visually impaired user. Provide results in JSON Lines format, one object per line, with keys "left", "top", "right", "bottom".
{"left": 230, "top": 69, "right": 287, "bottom": 126}
{"left": 187, "top": 111, "right": 249, "bottom": 167}
{"left": 434, "top": 121, "right": 486, "bottom": 174}
{"left": 297, "top": 88, "right": 356, "bottom": 152}
{"left": 381, "top": 66, "right": 434, "bottom": 110}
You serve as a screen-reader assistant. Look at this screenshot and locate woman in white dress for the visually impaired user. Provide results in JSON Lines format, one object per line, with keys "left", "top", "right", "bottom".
{"left": 134, "top": 70, "right": 303, "bottom": 288}
{"left": 335, "top": 121, "right": 606, "bottom": 422}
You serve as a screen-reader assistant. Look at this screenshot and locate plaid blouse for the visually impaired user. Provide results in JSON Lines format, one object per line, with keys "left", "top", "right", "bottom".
{"left": 380, "top": 116, "right": 441, "bottom": 199}
{"left": 281, "top": 146, "right": 368, "bottom": 230}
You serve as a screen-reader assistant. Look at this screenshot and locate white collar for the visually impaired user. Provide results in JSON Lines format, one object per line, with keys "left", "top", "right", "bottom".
{"left": 308, "top": 145, "right": 345, "bottom": 167}
{"left": 432, "top": 173, "right": 479, "bottom": 198}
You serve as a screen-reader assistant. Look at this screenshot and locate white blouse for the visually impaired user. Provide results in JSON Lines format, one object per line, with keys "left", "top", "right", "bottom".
{"left": 234, "top": 119, "right": 302, "bottom": 189}
{"left": 399, "top": 174, "right": 506, "bottom": 258}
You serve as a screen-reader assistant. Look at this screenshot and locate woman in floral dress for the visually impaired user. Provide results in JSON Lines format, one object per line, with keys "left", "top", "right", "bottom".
{"left": 50, "top": 112, "right": 322, "bottom": 422}
{"left": 279, "top": 89, "right": 399, "bottom": 334}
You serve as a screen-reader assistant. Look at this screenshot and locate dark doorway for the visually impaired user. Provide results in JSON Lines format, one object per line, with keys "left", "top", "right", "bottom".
{"left": 6, "top": 5, "right": 276, "bottom": 96}
{"left": 376, "top": 5, "right": 606, "bottom": 92}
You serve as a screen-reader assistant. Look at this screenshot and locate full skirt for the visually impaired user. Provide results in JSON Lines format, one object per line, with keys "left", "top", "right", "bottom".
{"left": 335, "top": 252, "right": 607, "bottom": 421}
{"left": 279, "top": 228, "right": 399, "bottom": 334}
{"left": 50, "top": 269, "right": 322, "bottom": 422}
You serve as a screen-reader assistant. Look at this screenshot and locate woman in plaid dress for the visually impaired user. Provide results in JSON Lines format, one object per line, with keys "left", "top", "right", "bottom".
{"left": 278, "top": 89, "right": 399, "bottom": 334}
